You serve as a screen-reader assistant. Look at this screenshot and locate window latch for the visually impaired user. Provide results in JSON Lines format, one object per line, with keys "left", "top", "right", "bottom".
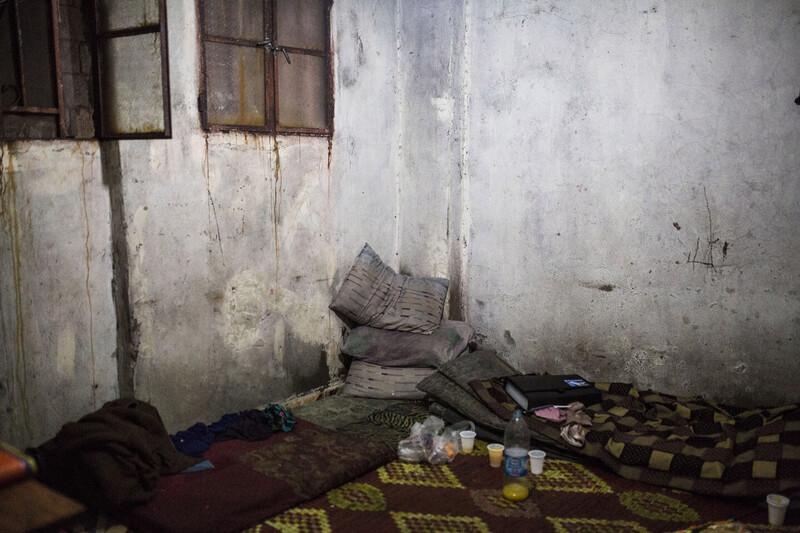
{"left": 257, "top": 38, "right": 291, "bottom": 65}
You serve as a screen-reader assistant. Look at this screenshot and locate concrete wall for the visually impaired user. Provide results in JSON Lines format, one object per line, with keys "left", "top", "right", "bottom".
{"left": 2, "top": 0, "right": 799, "bottom": 448}
{"left": 0, "top": 141, "right": 117, "bottom": 447}
{"left": 111, "top": 0, "right": 406, "bottom": 432}
{"left": 460, "top": 0, "right": 800, "bottom": 407}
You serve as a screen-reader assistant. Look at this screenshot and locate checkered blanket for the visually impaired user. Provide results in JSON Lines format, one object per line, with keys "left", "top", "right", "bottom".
{"left": 471, "top": 380, "right": 800, "bottom": 497}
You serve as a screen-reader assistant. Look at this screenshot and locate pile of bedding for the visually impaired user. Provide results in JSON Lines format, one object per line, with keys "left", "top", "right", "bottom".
{"left": 474, "top": 379, "right": 800, "bottom": 498}
{"left": 30, "top": 398, "right": 404, "bottom": 533}
{"left": 414, "top": 349, "right": 800, "bottom": 498}
{"left": 329, "top": 243, "right": 475, "bottom": 400}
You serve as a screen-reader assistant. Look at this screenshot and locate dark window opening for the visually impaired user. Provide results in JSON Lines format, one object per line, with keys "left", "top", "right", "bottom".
{"left": 0, "top": 0, "right": 65, "bottom": 139}
{"left": 199, "top": 0, "right": 333, "bottom": 136}
{"left": 1, "top": 0, "right": 172, "bottom": 141}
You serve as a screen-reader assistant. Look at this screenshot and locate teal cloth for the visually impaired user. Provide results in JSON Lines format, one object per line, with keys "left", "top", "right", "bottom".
{"left": 263, "top": 404, "right": 295, "bottom": 432}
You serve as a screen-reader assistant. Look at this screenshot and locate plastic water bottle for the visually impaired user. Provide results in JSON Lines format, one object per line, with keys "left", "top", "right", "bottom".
{"left": 502, "top": 408, "right": 531, "bottom": 501}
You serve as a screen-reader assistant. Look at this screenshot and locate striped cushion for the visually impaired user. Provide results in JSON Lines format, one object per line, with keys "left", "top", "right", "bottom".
{"left": 340, "top": 361, "right": 436, "bottom": 400}
{"left": 330, "top": 243, "right": 449, "bottom": 334}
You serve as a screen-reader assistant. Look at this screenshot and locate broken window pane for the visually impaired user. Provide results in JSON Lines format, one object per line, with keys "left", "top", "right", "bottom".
{"left": 204, "top": 0, "right": 265, "bottom": 40}
{"left": 275, "top": 0, "right": 326, "bottom": 51}
{"left": 1, "top": 0, "right": 65, "bottom": 140}
{"left": 101, "top": 33, "right": 165, "bottom": 134}
{"left": 205, "top": 42, "right": 266, "bottom": 126}
{"left": 277, "top": 53, "right": 327, "bottom": 130}
{"left": 96, "top": 0, "right": 160, "bottom": 33}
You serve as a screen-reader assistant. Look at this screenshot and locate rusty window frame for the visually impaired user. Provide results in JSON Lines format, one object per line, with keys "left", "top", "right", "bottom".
{"left": 0, "top": 0, "right": 66, "bottom": 139}
{"left": 198, "top": 0, "right": 333, "bottom": 137}
{"left": 91, "top": 0, "right": 172, "bottom": 139}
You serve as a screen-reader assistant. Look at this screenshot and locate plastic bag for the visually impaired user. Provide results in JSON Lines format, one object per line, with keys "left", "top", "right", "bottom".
{"left": 397, "top": 416, "right": 475, "bottom": 464}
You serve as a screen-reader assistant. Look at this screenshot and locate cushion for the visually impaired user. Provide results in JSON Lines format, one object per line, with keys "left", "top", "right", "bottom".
{"left": 418, "top": 373, "right": 509, "bottom": 432}
{"left": 329, "top": 243, "right": 449, "bottom": 334}
{"left": 416, "top": 350, "right": 519, "bottom": 430}
{"left": 340, "top": 361, "right": 436, "bottom": 400}
{"left": 342, "top": 320, "right": 475, "bottom": 367}
{"left": 437, "top": 349, "right": 518, "bottom": 400}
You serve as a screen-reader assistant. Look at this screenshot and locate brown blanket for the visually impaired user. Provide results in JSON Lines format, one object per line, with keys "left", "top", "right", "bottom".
{"left": 472, "top": 379, "right": 800, "bottom": 498}
{"left": 35, "top": 398, "right": 199, "bottom": 510}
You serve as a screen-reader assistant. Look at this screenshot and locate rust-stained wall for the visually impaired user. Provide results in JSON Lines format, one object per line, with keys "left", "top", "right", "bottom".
{"left": 1, "top": 0, "right": 406, "bottom": 443}
{"left": 0, "top": 142, "right": 117, "bottom": 446}
{"left": 2, "top": 0, "right": 800, "bottom": 448}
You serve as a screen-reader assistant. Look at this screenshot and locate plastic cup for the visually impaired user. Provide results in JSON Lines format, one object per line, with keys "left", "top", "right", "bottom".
{"left": 528, "top": 449, "right": 546, "bottom": 474}
{"left": 767, "top": 493, "right": 790, "bottom": 526}
{"left": 487, "top": 443, "right": 504, "bottom": 467}
{"left": 460, "top": 430, "right": 476, "bottom": 453}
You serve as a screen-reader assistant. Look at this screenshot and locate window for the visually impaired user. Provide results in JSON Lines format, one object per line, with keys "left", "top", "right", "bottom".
{"left": 1, "top": 0, "right": 172, "bottom": 140}
{"left": 0, "top": 0, "right": 65, "bottom": 139}
{"left": 199, "top": 0, "right": 332, "bottom": 136}
{"left": 93, "top": 0, "right": 172, "bottom": 138}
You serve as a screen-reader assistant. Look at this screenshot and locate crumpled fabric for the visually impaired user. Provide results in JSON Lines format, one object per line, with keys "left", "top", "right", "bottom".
{"left": 218, "top": 410, "right": 275, "bottom": 442}
{"left": 35, "top": 398, "right": 200, "bottom": 510}
{"left": 534, "top": 406, "right": 568, "bottom": 422}
{"left": 170, "top": 422, "right": 216, "bottom": 457}
{"left": 170, "top": 404, "right": 295, "bottom": 457}
{"left": 559, "top": 402, "right": 593, "bottom": 448}
{"left": 263, "top": 404, "right": 296, "bottom": 433}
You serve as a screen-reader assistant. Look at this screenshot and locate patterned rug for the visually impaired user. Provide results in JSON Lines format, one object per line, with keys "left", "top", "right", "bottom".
{"left": 471, "top": 380, "right": 800, "bottom": 498}
{"left": 292, "top": 397, "right": 432, "bottom": 447}
{"left": 243, "top": 439, "right": 799, "bottom": 533}
{"left": 117, "top": 419, "right": 395, "bottom": 533}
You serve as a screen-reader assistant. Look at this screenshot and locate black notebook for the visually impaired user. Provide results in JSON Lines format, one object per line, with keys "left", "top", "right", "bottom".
{"left": 504, "top": 374, "right": 601, "bottom": 412}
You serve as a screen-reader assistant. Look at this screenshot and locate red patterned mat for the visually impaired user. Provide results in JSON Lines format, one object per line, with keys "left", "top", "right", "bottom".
{"left": 118, "top": 420, "right": 395, "bottom": 533}
{"left": 244, "top": 440, "right": 799, "bottom": 533}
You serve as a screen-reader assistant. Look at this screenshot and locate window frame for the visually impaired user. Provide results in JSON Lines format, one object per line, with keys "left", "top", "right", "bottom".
{"left": 198, "top": 0, "right": 333, "bottom": 137}
{"left": 0, "top": 0, "right": 66, "bottom": 139}
{"left": 91, "top": 0, "right": 172, "bottom": 139}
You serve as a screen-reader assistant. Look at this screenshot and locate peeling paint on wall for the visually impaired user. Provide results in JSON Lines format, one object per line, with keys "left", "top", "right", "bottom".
{"left": 271, "top": 318, "right": 288, "bottom": 378}
{"left": 223, "top": 271, "right": 270, "bottom": 350}
{"left": 129, "top": 204, "right": 155, "bottom": 367}
{"left": 57, "top": 325, "right": 76, "bottom": 382}
{"left": 223, "top": 270, "right": 336, "bottom": 349}
{"left": 431, "top": 95, "right": 456, "bottom": 127}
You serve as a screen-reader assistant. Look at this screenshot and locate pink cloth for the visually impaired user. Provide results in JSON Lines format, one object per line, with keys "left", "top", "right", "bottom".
{"left": 533, "top": 406, "right": 567, "bottom": 422}
{"left": 533, "top": 402, "right": 593, "bottom": 447}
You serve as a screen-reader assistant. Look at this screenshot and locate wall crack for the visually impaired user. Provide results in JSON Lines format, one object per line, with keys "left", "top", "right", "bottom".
{"left": 686, "top": 186, "right": 728, "bottom": 271}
